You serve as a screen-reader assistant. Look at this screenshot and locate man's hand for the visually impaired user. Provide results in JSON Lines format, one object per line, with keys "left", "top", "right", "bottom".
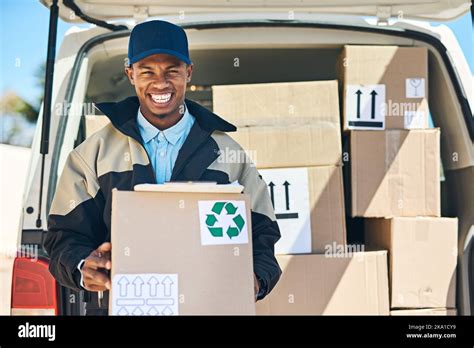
{"left": 254, "top": 273, "right": 260, "bottom": 301}
{"left": 81, "top": 242, "right": 112, "bottom": 292}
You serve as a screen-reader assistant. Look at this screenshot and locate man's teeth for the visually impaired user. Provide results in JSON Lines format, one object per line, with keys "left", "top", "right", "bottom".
{"left": 150, "top": 93, "right": 172, "bottom": 104}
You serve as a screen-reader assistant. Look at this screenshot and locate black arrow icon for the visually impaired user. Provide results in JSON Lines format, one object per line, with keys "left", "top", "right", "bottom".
{"left": 370, "top": 90, "right": 378, "bottom": 119}
{"left": 283, "top": 181, "right": 290, "bottom": 211}
{"left": 355, "top": 90, "right": 362, "bottom": 119}
{"left": 268, "top": 182, "right": 275, "bottom": 208}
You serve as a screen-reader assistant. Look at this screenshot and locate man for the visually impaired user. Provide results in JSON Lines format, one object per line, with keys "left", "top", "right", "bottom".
{"left": 44, "top": 20, "right": 281, "bottom": 315}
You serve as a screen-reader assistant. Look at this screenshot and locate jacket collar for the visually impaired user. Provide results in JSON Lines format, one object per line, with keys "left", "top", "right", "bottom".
{"left": 94, "top": 96, "right": 236, "bottom": 144}
{"left": 94, "top": 96, "right": 236, "bottom": 181}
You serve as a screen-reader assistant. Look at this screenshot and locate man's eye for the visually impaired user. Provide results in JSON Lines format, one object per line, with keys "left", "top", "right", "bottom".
{"left": 142, "top": 71, "right": 152, "bottom": 75}
{"left": 168, "top": 70, "right": 179, "bottom": 74}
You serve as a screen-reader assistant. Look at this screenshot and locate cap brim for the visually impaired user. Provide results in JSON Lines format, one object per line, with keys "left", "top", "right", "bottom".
{"left": 129, "top": 48, "right": 192, "bottom": 66}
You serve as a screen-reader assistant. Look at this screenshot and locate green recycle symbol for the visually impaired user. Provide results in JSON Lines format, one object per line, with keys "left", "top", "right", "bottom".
{"left": 205, "top": 202, "right": 245, "bottom": 239}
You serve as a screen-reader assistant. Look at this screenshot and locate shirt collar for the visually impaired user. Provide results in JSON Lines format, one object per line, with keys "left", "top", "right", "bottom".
{"left": 137, "top": 103, "right": 192, "bottom": 145}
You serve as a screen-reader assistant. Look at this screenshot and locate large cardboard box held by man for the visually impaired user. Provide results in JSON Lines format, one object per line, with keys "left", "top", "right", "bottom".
{"left": 338, "top": 45, "right": 429, "bottom": 131}
{"left": 109, "top": 184, "right": 256, "bottom": 315}
{"left": 365, "top": 217, "right": 457, "bottom": 309}
{"left": 212, "top": 80, "right": 342, "bottom": 168}
{"left": 256, "top": 251, "right": 389, "bottom": 315}
{"left": 258, "top": 166, "right": 346, "bottom": 254}
{"left": 350, "top": 129, "right": 440, "bottom": 217}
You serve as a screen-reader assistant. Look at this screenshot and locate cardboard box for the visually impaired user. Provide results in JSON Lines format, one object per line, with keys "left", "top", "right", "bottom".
{"left": 365, "top": 217, "right": 457, "bottom": 309}
{"left": 256, "top": 251, "right": 389, "bottom": 315}
{"left": 350, "top": 129, "right": 440, "bottom": 217}
{"left": 338, "top": 45, "right": 429, "bottom": 131}
{"left": 110, "top": 184, "right": 256, "bottom": 315}
{"left": 213, "top": 80, "right": 342, "bottom": 167}
{"left": 258, "top": 166, "right": 346, "bottom": 254}
{"left": 390, "top": 308, "right": 457, "bottom": 316}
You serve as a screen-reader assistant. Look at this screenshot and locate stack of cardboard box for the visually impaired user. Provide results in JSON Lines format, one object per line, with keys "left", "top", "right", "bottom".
{"left": 339, "top": 45, "right": 458, "bottom": 316}
{"left": 213, "top": 81, "right": 390, "bottom": 315}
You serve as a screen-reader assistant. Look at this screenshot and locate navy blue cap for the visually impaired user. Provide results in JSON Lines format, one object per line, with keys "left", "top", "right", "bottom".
{"left": 128, "top": 20, "right": 191, "bottom": 66}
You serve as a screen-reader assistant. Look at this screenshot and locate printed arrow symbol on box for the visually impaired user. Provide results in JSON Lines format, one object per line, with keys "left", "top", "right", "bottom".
{"left": 370, "top": 90, "right": 378, "bottom": 119}
{"left": 355, "top": 90, "right": 362, "bottom": 119}
{"left": 148, "top": 276, "right": 159, "bottom": 297}
{"left": 133, "top": 276, "right": 144, "bottom": 297}
{"left": 268, "top": 182, "right": 275, "bottom": 208}
{"left": 117, "top": 306, "right": 129, "bottom": 316}
{"left": 161, "top": 306, "right": 173, "bottom": 315}
{"left": 132, "top": 306, "right": 144, "bottom": 316}
{"left": 283, "top": 181, "right": 291, "bottom": 211}
{"left": 117, "top": 276, "right": 130, "bottom": 297}
{"left": 162, "top": 276, "right": 174, "bottom": 297}
{"left": 147, "top": 306, "right": 159, "bottom": 316}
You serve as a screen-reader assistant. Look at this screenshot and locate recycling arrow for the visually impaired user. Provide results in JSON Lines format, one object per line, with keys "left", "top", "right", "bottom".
{"left": 205, "top": 201, "right": 245, "bottom": 239}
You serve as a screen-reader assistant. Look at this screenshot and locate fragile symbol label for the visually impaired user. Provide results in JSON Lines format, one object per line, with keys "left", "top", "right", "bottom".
{"left": 405, "top": 78, "right": 425, "bottom": 98}
{"left": 111, "top": 273, "right": 178, "bottom": 316}
{"left": 346, "top": 84, "right": 386, "bottom": 130}
{"left": 198, "top": 200, "right": 248, "bottom": 245}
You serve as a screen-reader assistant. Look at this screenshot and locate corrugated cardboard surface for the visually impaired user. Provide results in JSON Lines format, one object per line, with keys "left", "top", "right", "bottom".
{"left": 365, "top": 217, "right": 457, "bottom": 309}
{"left": 256, "top": 251, "right": 389, "bottom": 315}
{"left": 338, "top": 45, "right": 429, "bottom": 130}
{"left": 390, "top": 308, "right": 457, "bottom": 316}
{"left": 350, "top": 129, "right": 440, "bottom": 217}
{"left": 213, "top": 80, "right": 342, "bottom": 167}
{"left": 261, "top": 166, "right": 346, "bottom": 254}
{"left": 231, "top": 125, "right": 342, "bottom": 168}
{"left": 308, "top": 166, "right": 346, "bottom": 253}
{"left": 110, "top": 190, "right": 255, "bottom": 315}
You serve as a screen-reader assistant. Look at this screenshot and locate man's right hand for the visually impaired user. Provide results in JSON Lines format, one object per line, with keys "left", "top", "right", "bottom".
{"left": 81, "top": 242, "right": 112, "bottom": 292}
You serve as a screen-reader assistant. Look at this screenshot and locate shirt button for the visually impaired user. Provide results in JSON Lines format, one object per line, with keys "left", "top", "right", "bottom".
{"left": 160, "top": 151, "right": 165, "bottom": 157}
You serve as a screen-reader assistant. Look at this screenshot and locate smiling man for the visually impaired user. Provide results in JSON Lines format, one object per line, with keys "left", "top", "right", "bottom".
{"left": 44, "top": 20, "right": 281, "bottom": 315}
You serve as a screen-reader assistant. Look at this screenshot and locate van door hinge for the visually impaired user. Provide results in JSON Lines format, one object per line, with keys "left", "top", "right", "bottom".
{"left": 376, "top": 6, "right": 392, "bottom": 25}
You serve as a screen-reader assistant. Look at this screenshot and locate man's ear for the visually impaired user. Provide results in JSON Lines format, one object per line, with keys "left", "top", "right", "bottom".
{"left": 125, "top": 66, "right": 135, "bottom": 85}
{"left": 186, "top": 64, "right": 194, "bottom": 83}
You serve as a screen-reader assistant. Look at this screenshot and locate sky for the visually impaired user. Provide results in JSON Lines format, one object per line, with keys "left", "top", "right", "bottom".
{"left": 0, "top": 0, "right": 473, "bottom": 107}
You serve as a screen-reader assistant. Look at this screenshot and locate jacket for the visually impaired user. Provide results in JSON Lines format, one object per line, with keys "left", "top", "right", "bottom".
{"left": 44, "top": 96, "right": 282, "bottom": 312}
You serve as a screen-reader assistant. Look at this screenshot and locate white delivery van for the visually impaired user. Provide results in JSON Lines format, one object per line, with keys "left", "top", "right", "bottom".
{"left": 2, "top": 0, "right": 472, "bottom": 315}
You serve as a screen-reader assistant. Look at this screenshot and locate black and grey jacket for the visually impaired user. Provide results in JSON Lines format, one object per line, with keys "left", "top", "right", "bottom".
{"left": 44, "top": 96, "right": 281, "bottom": 311}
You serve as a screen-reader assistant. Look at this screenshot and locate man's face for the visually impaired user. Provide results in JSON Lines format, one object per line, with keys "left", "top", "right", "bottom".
{"left": 125, "top": 53, "right": 193, "bottom": 119}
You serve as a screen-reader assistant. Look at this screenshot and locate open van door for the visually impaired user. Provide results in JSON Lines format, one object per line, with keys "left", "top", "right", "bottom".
{"left": 32, "top": 0, "right": 473, "bottom": 317}
{"left": 40, "top": 0, "right": 471, "bottom": 22}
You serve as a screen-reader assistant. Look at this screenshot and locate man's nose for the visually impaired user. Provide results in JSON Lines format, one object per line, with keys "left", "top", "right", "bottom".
{"left": 150, "top": 74, "right": 171, "bottom": 89}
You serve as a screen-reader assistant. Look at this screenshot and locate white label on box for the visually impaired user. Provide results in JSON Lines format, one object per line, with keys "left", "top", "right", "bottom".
{"left": 404, "top": 110, "right": 426, "bottom": 129}
{"left": 259, "top": 168, "right": 311, "bottom": 254}
{"left": 405, "top": 78, "right": 425, "bottom": 98}
{"left": 198, "top": 200, "right": 248, "bottom": 245}
{"left": 111, "top": 273, "right": 178, "bottom": 316}
{"left": 346, "top": 84, "right": 386, "bottom": 130}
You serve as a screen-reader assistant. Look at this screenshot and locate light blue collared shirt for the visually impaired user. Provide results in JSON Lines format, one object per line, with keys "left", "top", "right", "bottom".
{"left": 137, "top": 104, "right": 195, "bottom": 184}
